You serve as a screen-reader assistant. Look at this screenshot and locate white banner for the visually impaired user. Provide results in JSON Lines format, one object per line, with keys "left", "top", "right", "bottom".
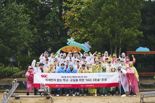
{"left": 33, "top": 73, "right": 119, "bottom": 88}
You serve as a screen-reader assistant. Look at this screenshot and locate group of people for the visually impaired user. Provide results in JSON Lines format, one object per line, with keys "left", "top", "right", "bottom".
{"left": 25, "top": 51, "right": 139, "bottom": 96}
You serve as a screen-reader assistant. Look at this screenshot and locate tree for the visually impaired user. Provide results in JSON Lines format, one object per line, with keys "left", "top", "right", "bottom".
{"left": 20, "top": 0, "right": 68, "bottom": 55}
{"left": 0, "top": 1, "right": 32, "bottom": 65}
{"left": 65, "top": 0, "right": 143, "bottom": 54}
{"left": 141, "top": 0, "right": 155, "bottom": 50}
{"left": 63, "top": 0, "right": 90, "bottom": 36}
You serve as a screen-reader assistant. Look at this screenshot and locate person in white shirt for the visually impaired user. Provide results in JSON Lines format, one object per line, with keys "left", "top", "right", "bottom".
{"left": 48, "top": 53, "right": 55, "bottom": 64}
{"left": 33, "top": 62, "right": 42, "bottom": 73}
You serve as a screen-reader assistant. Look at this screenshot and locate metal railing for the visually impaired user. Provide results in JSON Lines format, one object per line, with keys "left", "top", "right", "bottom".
{"left": 1, "top": 79, "right": 19, "bottom": 103}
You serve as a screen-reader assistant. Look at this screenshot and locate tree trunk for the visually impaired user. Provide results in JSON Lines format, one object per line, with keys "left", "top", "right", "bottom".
{"left": 110, "top": 39, "right": 113, "bottom": 55}
{"left": 114, "top": 46, "right": 117, "bottom": 55}
{"left": 118, "top": 38, "right": 122, "bottom": 56}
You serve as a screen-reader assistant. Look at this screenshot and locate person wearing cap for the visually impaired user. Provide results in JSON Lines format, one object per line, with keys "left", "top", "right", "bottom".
{"left": 25, "top": 66, "right": 34, "bottom": 95}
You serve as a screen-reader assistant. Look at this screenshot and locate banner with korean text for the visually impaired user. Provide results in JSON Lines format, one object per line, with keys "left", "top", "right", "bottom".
{"left": 33, "top": 73, "right": 119, "bottom": 88}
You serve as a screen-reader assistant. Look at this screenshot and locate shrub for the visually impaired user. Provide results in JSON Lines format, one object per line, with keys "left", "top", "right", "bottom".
{"left": 0, "top": 66, "right": 20, "bottom": 78}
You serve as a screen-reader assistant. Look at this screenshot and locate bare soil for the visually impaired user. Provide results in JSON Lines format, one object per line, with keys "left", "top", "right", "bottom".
{"left": 1, "top": 93, "right": 155, "bottom": 103}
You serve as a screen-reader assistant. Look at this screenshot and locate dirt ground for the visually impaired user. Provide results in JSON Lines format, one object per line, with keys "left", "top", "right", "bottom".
{"left": 1, "top": 93, "right": 155, "bottom": 103}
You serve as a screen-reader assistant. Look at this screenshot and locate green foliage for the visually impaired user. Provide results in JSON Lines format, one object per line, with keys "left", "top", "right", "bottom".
{"left": 0, "top": 66, "right": 21, "bottom": 78}
{"left": 0, "top": 0, "right": 155, "bottom": 71}
{"left": 21, "top": 0, "right": 68, "bottom": 54}
{"left": 0, "top": 1, "right": 32, "bottom": 65}
{"left": 63, "top": 0, "right": 90, "bottom": 36}
{"left": 16, "top": 55, "right": 37, "bottom": 69}
{"left": 64, "top": 0, "right": 143, "bottom": 54}
{"left": 141, "top": 1, "right": 155, "bottom": 50}
{"left": 0, "top": 0, "right": 68, "bottom": 68}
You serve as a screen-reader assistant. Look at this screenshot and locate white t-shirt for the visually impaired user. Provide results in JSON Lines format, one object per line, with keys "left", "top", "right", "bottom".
{"left": 34, "top": 67, "right": 42, "bottom": 73}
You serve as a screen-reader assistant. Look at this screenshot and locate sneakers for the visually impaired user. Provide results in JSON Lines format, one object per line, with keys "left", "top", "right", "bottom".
{"left": 121, "top": 94, "right": 126, "bottom": 97}
{"left": 56, "top": 94, "right": 60, "bottom": 96}
{"left": 66, "top": 94, "right": 69, "bottom": 96}
{"left": 76, "top": 92, "right": 80, "bottom": 96}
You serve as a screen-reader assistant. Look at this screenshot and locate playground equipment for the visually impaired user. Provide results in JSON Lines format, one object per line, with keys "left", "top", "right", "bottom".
{"left": 2, "top": 79, "right": 19, "bottom": 103}
{"left": 56, "top": 38, "right": 91, "bottom": 55}
{"left": 1, "top": 79, "right": 53, "bottom": 103}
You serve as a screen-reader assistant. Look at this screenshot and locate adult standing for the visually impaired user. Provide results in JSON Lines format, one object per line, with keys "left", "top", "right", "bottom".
{"left": 25, "top": 66, "right": 34, "bottom": 95}
{"left": 66, "top": 64, "right": 78, "bottom": 96}
{"left": 55, "top": 63, "right": 66, "bottom": 96}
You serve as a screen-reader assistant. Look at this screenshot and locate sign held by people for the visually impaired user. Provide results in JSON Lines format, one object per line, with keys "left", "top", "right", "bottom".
{"left": 33, "top": 73, "right": 119, "bottom": 88}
